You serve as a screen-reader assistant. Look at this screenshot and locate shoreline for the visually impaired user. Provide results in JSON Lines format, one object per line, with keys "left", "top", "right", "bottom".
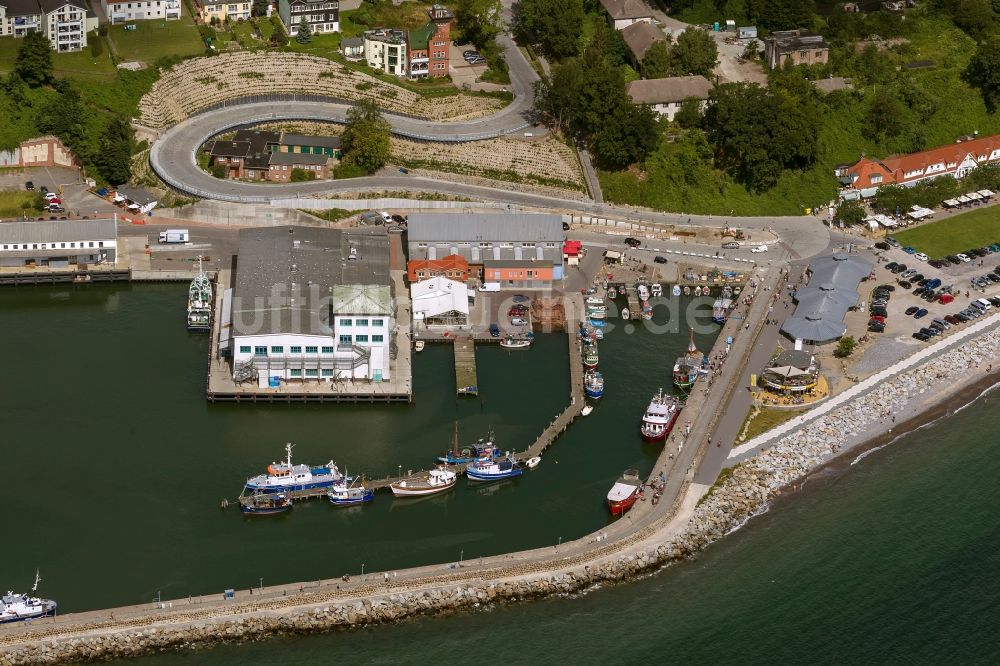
{"left": 3, "top": 320, "right": 999, "bottom": 664}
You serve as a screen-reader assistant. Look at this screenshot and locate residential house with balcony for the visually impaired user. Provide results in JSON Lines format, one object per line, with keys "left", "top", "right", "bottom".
{"left": 763, "top": 29, "right": 828, "bottom": 70}
{"left": 363, "top": 27, "right": 407, "bottom": 76}
{"left": 407, "top": 4, "right": 451, "bottom": 79}
{"left": 39, "top": 0, "right": 87, "bottom": 51}
{"left": 201, "top": 0, "right": 251, "bottom": 22}
{"left": 279, "top": 0, "right": 338, "bottom": 38}
{"left": 230, "top": 227, "right": 394, "bottom": 386}
{"left": 839, "top": 134, "right": 1000, "bottom": 198}
{"left": 100, "top": 0, "right": 180, "bottom": 23}
{"left": 0, "top": 0, "right": 43, "bottom": 37}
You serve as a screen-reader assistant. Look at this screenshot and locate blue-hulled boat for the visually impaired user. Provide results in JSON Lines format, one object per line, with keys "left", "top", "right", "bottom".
{"left": 585, "top": 370, "right": 604, "bottom": 399}
{"left": 437, "top": 424, "right": 499, "bottom": 465}
{"left": 239, "top": 491, "right": 293, "bottom": 516}
{"left": 466, "top": 455, "right": 524, "bottom": 482}
{"left": 245, "top": 443, "right": 346, "bottom": 493}
{"left": 328, "top": 481, "right": 374, "bottom": 507}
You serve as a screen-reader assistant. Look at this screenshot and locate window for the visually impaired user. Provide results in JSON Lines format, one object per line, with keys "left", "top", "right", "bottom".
{"left": 339, "top": 334, "right": 352, "bottom": 343}
{"left": 321, "top": 346, "right": 334, "bottom": 353}
{"left": 254, "top": 346, "right": 267, "bottom": 355}
{"left": 355, "top": 335, "right": 369, "bottom": 343}
{"left": 270, "top": 346, "right": 283, "bottom": 354}
{"left": 305, "top": 369, "right": 318, "bottom": 377}
{"left": 322, "top": 369, "right": 333, "bottom": 377}
{"left": 99, "top": 242, "right": 104, "bottom": 248}
{"left": 290, "top": 369, "right": 302, "bottom": 377}
{"left": 239, "top": 346, "right": 251, "bottom": 353}
{"left": 372, "top": 319, "right": 384, "bottom": 327}
{"left": 305, "top": 346, "right": 318, "bottom": 353}
{"left": 341, "top": 319, "right": 352, "bottom": 326}
{"left": 290, "top": 346, "right": 302, "bottom": 353}
{"left": 356, "top": 319, "right": 368, "bottom": 326}
{"left": 372, "top": 334, "right": 384, "bottom": 343}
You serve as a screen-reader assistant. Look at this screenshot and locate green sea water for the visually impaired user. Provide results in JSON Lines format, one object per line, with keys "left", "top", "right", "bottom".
{"left": 135, "top": 379, "right": 1000, "bottom": 665}
{"left": 0, "top": 284, "right": 716, "bottom": 612}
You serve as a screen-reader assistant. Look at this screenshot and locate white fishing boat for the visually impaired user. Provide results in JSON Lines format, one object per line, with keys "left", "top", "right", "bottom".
{"left": 581, "top": 405, "right": 594, "bottom": 416}
{"left": 587, "top": 308, "right": 606, "bottom": 320}
{"left": 390, "top": 467, "right": 457, "bottom": 497}
{"left": 637, "top": 283, "right": 650, "bottom": 301}
{"left": 683, "top": 286, "right": 691, "bottom": 296}
{"left": 607, "top": 286, "right": 617, "bottom": 299}
{"left": 1, "top": 572, "right": 56, "bottom": 624}
{"left": 586, "top": 295, "right": 604, "bottom": 306}
{"left": 650, "top": 283, "right": 662, "bottom": 297}
{"left": 186, "top": 258, "right": 212, "bottom": 332}
{"left": 414, "top": 340, "right": 425, "bottom": 352}
{"left": 244, "top": 443, "right": 345, "bottom": 493}
{"left": 525, "top": 456, "right": 541, "bottom": 469}
{"left": 500, "top": 335, "right": 531, "bottom": 349}
{"left": 621, "top": 307, "right": 630, "bottom": 320}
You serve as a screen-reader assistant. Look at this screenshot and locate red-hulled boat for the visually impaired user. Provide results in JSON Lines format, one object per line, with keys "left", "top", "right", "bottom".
{"left": 607, "top": 469, "right": 642, "bottom": 516}
{"left": 640, "top": 388, "right": 683, "bottom": 442}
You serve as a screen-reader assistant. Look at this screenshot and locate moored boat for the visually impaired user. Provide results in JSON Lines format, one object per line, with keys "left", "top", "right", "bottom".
{"left": 239, "top": 491, "right": 293, "bottom": 515}
{"left": 525, "top": 456, "right": 541, "bottom": 469}
{"left": 391, "top": 467, "right": 458, "bottom": 497}
{"left": 650, "top": 283, "right": 662, "bottom": 297}
{"left": 466, "top": 454, "right": 524, "bottom": 482}
{"left": 581, "top": 404, "right": 594, "bottom": 416}
{"left": 500, "top": 335, "right": 531, "bottom": 349}
{"left": 328, "top": 480, "right": 374, "bottom": 507}
{"left": 673, "top": 329, "right": 702, "bottom": 391}
{"left": 414, "top": 340, "right": 425, "bottom": 352}
{"left": 586, "top": 295, "right": 604, "bottom": 306}
{"left": 712, "top": 297, "right": 734, "bottom": 324}
{"left": 694, "top": 286, "right": 703, "bottom": 296}
{"left": 637, "top": 283, "right": 650, "bottom": 301}
{"left": 621, "top": 307, "right": 631, "bottom": 320}
{"left": 245, "top": 443, "right": 345, "bottom": 493}
{"left": 0, "top": 572, "right": 56, "bottom": 624}
{"left": 639, "top": 388, "right": 683, "bottom": 442}
{"left": 186, "top": 259, "right": 212, "bottom": 332}
{"left": 438, "top": 424, "right": 499, "bottom": 465}
{"left": 682, "top": 286, "right": 691, "bottom": 296}
{"left": 589, "top": 317, "right": 606, "bottom": 328}
{"left": 607, "top": 469, "right": 642, "bottom": 516}
{"left": 584, "top": 369, "right": 604, "bottom": 399}
{"left": 672, "top": 284, "right": 681, "bottom": 297}
{"left": 607, "top": 286, "right": 617, "bottom": 299}
{"left": 594, "top": 328, "right": 604, "bottom": 340}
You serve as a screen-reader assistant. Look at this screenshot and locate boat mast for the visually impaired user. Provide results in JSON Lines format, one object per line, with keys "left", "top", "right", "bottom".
{"left": 285, "top": 442, "right": 293, "bottom": 466}
{"left": 31, "top": 570, "right": 39, "bottom": 594}
{"left": 452, "top": 421, "right": 459, "bottom": 456}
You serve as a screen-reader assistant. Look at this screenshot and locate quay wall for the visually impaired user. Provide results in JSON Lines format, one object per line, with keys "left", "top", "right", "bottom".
{"left": 6, "top": 311, "right": 1000, "bottom": 665}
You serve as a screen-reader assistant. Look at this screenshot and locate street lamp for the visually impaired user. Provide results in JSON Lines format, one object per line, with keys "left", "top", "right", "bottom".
{"left": 460, "top": 549, "right": 464, "bottom": 565}
{"left": 259, "top": 577, "right": 263, "bottom": 592}
{"left": 361, "top": 563, "right": 365, "bottom": 577}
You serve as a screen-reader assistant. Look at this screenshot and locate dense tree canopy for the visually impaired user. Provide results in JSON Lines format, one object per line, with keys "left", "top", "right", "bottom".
{"left": 15, "top": 32, "right": 53, "bottom": 88}
{"left": 835, "top": 199, "right": 866, "bottom": 226}
{"left": 641, "top": 41, "right": 671, "bottom": 79}
{"left": 95, "top": 118, "right": 133, "bottom": 186}
{"left": 703, "top": 82, "right": 821, "bottom": 192}
{"left": 965, "top": 35, "right": 1000, "bottom": 112}
{"left": 513, "top": 0, "right": 584, "bottom": 59}
{"left": 669, "top": 29, "right": 717, "bottom": 77}
{"left": 341, "top": 99, "right": 391, "bottom": 174}
{"left": 455, "top": 0, "right": 504, "bottom": 47}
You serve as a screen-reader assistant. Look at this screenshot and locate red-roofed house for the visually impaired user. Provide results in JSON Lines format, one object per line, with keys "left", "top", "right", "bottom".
{"left": 563, "top": 240, "right": 583, "bottom": 266}
{"left": 407, "top": 254, "right": 470, "bottom": 282}
{"left": 840, "top": 135, "right": 1000, "bottom": 197}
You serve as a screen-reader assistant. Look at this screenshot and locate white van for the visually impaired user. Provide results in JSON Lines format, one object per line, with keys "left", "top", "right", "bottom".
{"left": 974, "top": 298, "right": 992, "bottom": 311}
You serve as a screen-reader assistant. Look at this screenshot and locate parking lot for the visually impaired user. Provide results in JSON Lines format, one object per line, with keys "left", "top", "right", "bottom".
{"left": 861, "top": 239, "right": 1000, "bottom": 345}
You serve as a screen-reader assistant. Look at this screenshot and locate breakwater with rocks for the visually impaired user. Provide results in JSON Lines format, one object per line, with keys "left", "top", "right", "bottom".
{"left": 4, "top": 323, "right": 1000, "bottom": 665}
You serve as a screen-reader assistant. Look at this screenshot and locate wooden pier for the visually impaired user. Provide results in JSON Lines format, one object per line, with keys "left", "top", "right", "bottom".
{"left": 454, "top": 337, "right": 478, "bottom": 396}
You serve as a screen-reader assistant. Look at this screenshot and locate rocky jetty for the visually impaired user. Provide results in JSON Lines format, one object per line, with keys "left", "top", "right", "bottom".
{"left": 4, "top": 327, "right": 998, "bottom": 665}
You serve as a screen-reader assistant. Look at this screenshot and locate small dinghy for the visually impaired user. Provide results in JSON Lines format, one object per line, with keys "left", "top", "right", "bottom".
{"left": 672, "top": 284, "right": 681, "bottom": 297}
{"left": 581, "top": 405, "right": 594, "bottom": 416}
{"left": 525, "top": 456, "right": 541, "bottom": 469}
{"left": 621, "top": 307, "right": 631, "bottom": 320}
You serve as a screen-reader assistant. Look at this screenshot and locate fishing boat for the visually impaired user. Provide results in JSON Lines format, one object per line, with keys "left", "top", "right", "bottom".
{"left": 500, "top": 335, "right": 531, "bottom": 349}
{"left": 621, "top": 307, "right": 630, "bottom": 320}
{"left": 390, "top": 467, "right": 457, "bottom": 497}
{"left": 328, "top": 480, "right": 374, "bottom": 507}
{"left": 466, "top": 454, "right": 524, "bottom": 482}
{"left": 712, "top": 297, "right": 734, "bottom": 324}
{"left": 694, "top": 286, "right": 703, "bottom": 296}
{"left": 586, "top": 295, "right": 604, "bottom": 306}
{"left": 581, "top": 405, "right": 594, "bottom": 416}
{"left": 245, "top": 443, "right": 346, "bottom": 493}
{"left": 672, "top": 284, "right": 681, "bottom": 297}
{"left": 186, "top": 258, "right": 212, "bottom": 332}
{"left": 641, "top": 301, "right": 653, "bottom": 321}
{"left": 584, "top": 369, "right": 605, "bottom": 399}
{"left": 239, "top": 491, "right": 293, "bottom": 515}
{"left": 672, "top": 330, "right": 702, "bottom": 391}
{"left": 607, "top": 469, "right": 642, "bottom": 516}
{"left": 414, "top": 340, "right": 425, "bottom": 352}
{"left": 682, "top": 286, "right": 691, "bottom": 296}
{"left": 587, "top": 308, "right": 606, "bottom": 320}
{"left": 438, "top": 424, "right": 500, "bottom": 465}
{"left": 594, "top": 328, "right": 604, "bottom": 340}
{"left": 607, "top": 286, "right": 617, "bottom": 299}
{"left": 589, "top": 317, "right": 606, "bottom": 328}
{"left": 639, "top": 388, "right": 683, "bottom": 442}
{"left": 650, "top": 283, "right": 662, "bottom": 297}
{"left": 525, "top": 456, "right": 541, "bottom": 469}
{"left": 637, "top": 283, "right": 650, "bottom": 301}
{"left": 583, "top": 343, "right": 599, "bottom": 369}
{"left": 0, "top": 572, "right": 56, "bottom": 624}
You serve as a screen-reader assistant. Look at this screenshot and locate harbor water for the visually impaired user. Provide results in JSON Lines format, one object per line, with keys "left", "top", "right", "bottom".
{"left": 134, "top": 378, "right": 1000, "bottom": 664}
{"left": 0, "top": 284, "right": 716, "bottom": 612}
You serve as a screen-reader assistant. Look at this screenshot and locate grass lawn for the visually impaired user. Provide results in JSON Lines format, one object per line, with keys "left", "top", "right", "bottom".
{"left": 737, "top": 406, "right": 807, "bottom": 443}
{"left": 0, "top": 37, "right": 117, "bottom": 81}
{"left": 108, "top": 16, "right": 204, "bottom": 63}
{"left": 893, "top": 206, "right": 1000, "bottom": 257}
{"left": 0, "top": 191, "right": 49, "bottom": 218}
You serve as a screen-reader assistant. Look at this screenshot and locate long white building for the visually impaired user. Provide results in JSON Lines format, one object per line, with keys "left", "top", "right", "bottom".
{"left": 98, "top": 0, "right": 180, "bottom": 23}
{"left": 229, "top": 226, "right": 394, "bottom": 388}
{"left": 0, "top": 218, "right": 117, "bottom": 267}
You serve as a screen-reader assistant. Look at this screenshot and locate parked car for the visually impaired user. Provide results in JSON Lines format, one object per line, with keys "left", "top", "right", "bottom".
{"left": 24, "top": 181, "right": 33, "bottom": 191}
{"left": 938, "top": 293, "right": 955, "bottom": 304}
{"left": 886, "top": 237, "right": 901, "bottom": 247}
{"left": 510, "top": 317, "right": 528, "bottom": 326}
{"left": 897, "top": 280, "right": 912, "bottom": 289}
{"left": 954, "top": 312, "right": 970, "bottom": 323}
{"left": 750, "top": 245, "right": 769, "bottom": 253}
{"left": 957, "top": 253, "right": 972, "bottom": 262}
{"left": 925, "top": 278, "right": 942, "bottom": 290}
{"left": 920, "top": 327, "right": 939, "bottom": 337}
{"left": 489, "top": 323, "right": 500, "bottom": 337}
{"left": 869, "top": 315, "right": 886, "bottom": 324}
{"left": 914, "top": 308, "right": 929, "bottom": 318}
{"left": 39, "top": 185, "right": 48, "bottom": 195}
{"left": 654, "top": 256, "right": 667, "bottom": 264}
{"left": 877, "top": 284, "right": 896, "bottom": 291}
{"left": 871, "top": 306, "right": 888, "bottom": 317}
{"left": 902, "top": 246, "right": 917, "bottom": 254}
{"left": 874, "top": 241, "right": 890, "bottom": 250}
{"left": 722, "top": 241, "right": 740, "bottom": 249}
{"left": 463, "top": 50, "right": 478, "bottom": 57}
{"left": 891, "top": 264, "right": 908, "bottom": 274}
{"left": 910, "top": 273, "right": 924, "bottom": 283}
{"left": 928, "top": 259, "right": 946, "bottom": 268}
{"left": 900, "top": 269, "right": 917, "bottom": 279}
{"left": 989, "top": 297, "right": 1000, "bottom": 308}
{"left": 905, "top": 306, "right": 919, "bottom": 315}
{"left": 624, "top": 237, "right": 641, "bottom": 248}
{"left": 43, "top": 192, "right": 59, "bottom": 201}
{"left": 915, "top": 252, "right": 928, "bottom": 261}
{"left": 944, "top": 315, "right": 960, "bottom": 325}
{"left": 913, "top": 332, "right": 930, "bottom": 341}
{"left": 885, "top": 261, "right": 899, "bottom": 271}
{"left": 869, "top": 322, "right": 886, "bottom": 332}
{"left": 390, "top": 214, "right": 407, "bottom": 225}
{"left": 931, "top": 317, "right": 950, "bottom": 330}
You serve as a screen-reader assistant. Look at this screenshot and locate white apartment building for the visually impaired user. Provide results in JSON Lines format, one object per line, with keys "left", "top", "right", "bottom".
{"left": 0, "top": 0, "right": 43, "bottom": 37}
{"left": 39, "top": 0, "right": 87, "bottom": 51}
{"left": 100, "top": 0, "right": 180, "bottom": 23}
{"left": 201, "top": 0, "right": 250, "bottom": 23}
{"left": 363, "top": 28, "right": 407, "bottom": 76}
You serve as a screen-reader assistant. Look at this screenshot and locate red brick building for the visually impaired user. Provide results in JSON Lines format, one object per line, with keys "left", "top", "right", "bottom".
{"left": 408, "top": 5, "right": 453, "bottom": 79}
{"left": 407, "top": 254, "right": 469, "bottom": 282}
